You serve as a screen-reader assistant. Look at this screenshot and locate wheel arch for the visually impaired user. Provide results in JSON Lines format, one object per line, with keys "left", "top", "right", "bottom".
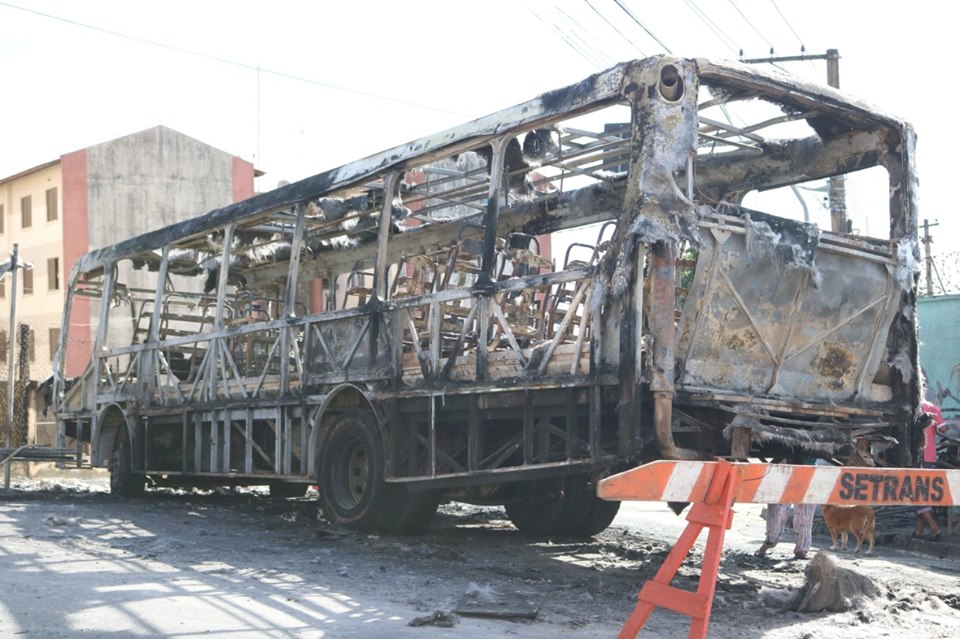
{"left": 91, "top": 404, "right": 139, "bottom": 468}
{"left": 307, "top": 383, "right": 383, "bottom": 478}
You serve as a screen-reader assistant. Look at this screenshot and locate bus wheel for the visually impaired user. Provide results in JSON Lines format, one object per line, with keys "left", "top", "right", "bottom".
{"left": 317, "top": 410, "right": 386, "bottom": 530}
{"left": 504, "top": 479, "right": 569, "bottom": 536}
{"left": 561, "top": 476, "right": 620, "bottom": 538}
{"left": 110, "top": 428, "right": 145, "bottom": 497}
{"left": 380, "top": 486, "right": 440, "bottom": 535}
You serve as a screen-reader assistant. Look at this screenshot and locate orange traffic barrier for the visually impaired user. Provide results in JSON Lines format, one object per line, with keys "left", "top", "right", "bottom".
{"left": 599, "top": 460, "right": 959, "bottom": 507}
{"left": 598, "top": 461, "right": 960, "bottom": 638}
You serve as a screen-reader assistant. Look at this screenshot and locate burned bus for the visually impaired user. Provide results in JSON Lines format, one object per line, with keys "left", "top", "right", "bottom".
{"left": 54, "top": 56, "right": 922, "bottom": 536}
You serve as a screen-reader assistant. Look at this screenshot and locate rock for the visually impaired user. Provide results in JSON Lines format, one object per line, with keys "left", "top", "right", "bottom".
{"left": 408, "top": 611, "right": 458, "bottom": 627}
{"left": 44, "top": 515, "right": 77, "bottom": 526}
{"left": 786, "top": 553, "right": 881, "bottom": 612}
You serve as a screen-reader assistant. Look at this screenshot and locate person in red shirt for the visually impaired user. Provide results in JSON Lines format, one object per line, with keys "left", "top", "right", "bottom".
{"left": 915, "top": 401, "right": 945, "bottom": 540}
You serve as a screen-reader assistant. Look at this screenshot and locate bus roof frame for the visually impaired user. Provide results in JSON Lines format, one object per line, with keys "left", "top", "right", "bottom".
{"left": 71, "top": 55, "right": 916, "bottom": 278}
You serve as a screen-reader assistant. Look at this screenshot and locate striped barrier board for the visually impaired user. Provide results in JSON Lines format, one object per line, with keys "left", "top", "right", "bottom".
{"left": 597, "top": 461, "right": 960, "bottom": 506}
{"left": 598, "top": 460, "right": 960, "bottom": 639}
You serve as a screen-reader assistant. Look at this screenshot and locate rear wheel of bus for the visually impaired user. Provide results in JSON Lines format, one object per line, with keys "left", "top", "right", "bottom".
{"left": 505, "top": 478, "right": 569, "bottom": 536}
{"left": 506, "top": 474, "right": 619, "bottom": 537}
{"left": 110, "top": 428, "right": 145, "bottom": 497}
{"left": 562, "top": 476, "right": 620, "bottom": 537}
{"left": 380, "top": 485, "right": 441, "bottom": 534}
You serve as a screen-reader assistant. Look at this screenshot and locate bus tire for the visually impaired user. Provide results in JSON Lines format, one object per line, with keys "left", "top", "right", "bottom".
{"left": 561, "top": 476, "right": 620, "bottom": 538}
{"left": 317, "top": 410, "right": 387, "bottom": 531}
{"left": 380, "top": 486, "right": 440, "bottom": 535}
{"left": 505, "top": 479, "right": 569, "bottom": 536}
{"left": 110, "top": 428, "right": 145, "bottom": 497}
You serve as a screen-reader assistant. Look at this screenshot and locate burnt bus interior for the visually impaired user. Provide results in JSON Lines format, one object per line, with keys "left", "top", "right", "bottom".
{"left": 56, "top": 57, "right": 920, "bottom": 535}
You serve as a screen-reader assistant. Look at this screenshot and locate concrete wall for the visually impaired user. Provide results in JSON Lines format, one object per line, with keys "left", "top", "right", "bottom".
{"left": 917, "top": 294, "right": 960, "bottom": 416}
{"left": 83, "top": 126, "right": 254, "bottom": 351}
{"left": 0, "top": 125, "right": 256, "bottom": 450}
{"left": 85, "top": 126, "right": 237, "bottom": 251}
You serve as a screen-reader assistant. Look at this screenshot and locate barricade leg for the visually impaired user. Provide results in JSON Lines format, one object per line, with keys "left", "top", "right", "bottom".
{"left": 617, "top": 460, "right": 738, "bottom": 639}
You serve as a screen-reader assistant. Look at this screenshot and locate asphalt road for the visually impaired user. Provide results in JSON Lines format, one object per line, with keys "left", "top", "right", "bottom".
{"left": 2, "top": 481, "right": 959, "bottom": 638}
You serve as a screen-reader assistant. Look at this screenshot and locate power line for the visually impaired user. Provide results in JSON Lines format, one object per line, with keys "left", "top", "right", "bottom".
{"left": 612, "top": 0, "right": 674, "bottom": 54}
{"left": 530, "top": 6, "right": 604, "bottom": 69}
{"left": 727, "top": 0, "right": 775, "bottom": 54}
{"left": 769, "top": 0, "right": 819, "bottom": 75}
{"left": 584, "top": 0, "right": 648, "bottom": 57}
{"left": 556, "top": 6, "right": 616, "bottom": 68}
{"left": 769, "top": 0, "right": 804, "bottom": 50}
{"left": 0, "top": 1, "right": 470, "bottom": 118}
{"left": 681, "top": 0, "right": 741, "bottom": 57}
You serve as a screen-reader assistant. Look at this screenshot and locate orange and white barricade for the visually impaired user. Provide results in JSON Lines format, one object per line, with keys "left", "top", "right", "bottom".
{"left": 597, "top": 461, "right": 960, "bottom": 639}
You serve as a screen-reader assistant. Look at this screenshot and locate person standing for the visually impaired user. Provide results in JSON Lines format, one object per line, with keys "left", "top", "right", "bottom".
{"left": 755, "top": 456, "right": 816, "bottom": 559}
{"left": 914, "top": 400, "right": 945, "bottom": 541}
{"left": 755, "top": 502, "right": 816, "bottom": 559}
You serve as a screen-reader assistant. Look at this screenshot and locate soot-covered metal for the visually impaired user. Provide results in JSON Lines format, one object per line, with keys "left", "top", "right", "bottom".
{"left": 53, "top": 56, "right": 923, "bottom": 536}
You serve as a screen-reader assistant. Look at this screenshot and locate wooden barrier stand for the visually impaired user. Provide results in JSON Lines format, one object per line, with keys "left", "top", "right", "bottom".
{"left": 596, "top": 461, "right": 960, "bottom": 639}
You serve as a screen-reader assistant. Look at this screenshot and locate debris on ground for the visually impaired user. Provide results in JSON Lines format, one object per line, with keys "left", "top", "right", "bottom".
{"left": 454, "top": 582, "right": 539, "bottom": 620}
{"left": 4, "top": 480, "right": 960, "bottom": 638}
{"left": 786, "top": 553, "right": 882, "bottom": 612}
{"left": 408, "top": 611, "right": 459, "bottom": 627}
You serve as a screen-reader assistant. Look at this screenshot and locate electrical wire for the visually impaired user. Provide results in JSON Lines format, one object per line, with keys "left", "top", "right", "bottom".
{"left": 727, "top": 0, "right": 776, "bottom": 54}
{"left": 769, "top": 0, "right": 820, "bottom": 75}
{"left": 0, "top": 1, "right": 471, "bottom": 118}
{"left": 682, "top": 0, "right": 741, "bottom": 56}
{"left": 584, "top": 0, "right": 647, "bottom": 56}
{"left": 556, "top": 6, "right": 615, "bottom": 67}
{"left": 530, "top": 6, "right": 604, "bottom": 69}
{"left": 612, "top": 0, "right": 674, "bottom": 54}
{"left": 769, "top": 0, "right": 804, "bottom": 50}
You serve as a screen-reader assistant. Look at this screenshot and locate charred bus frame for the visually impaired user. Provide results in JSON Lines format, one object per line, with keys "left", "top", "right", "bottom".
{"left": 54, "top": 56, "right": 922, "bottom": 535}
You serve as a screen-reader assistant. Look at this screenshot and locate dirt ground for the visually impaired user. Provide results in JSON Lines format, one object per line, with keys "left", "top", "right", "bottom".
{"left": 1, "top": 478, "right": 959, "bottom": 638}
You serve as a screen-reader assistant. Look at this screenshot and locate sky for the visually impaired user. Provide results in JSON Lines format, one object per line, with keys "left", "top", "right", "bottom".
{"left": 0, "top": 0, "right": 954, "bottom": 253}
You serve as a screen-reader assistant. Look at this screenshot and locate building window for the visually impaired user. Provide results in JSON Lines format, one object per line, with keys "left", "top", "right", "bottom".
{"left": 48, "top": 257, "right": 60, "bottom": 290}
{"left": 21, "top": 195, "right": 32, "bottom": 228}
{"left": 46, "top": 187, "right": 58, "bottom": 222}
{"left": 49, "top": 327, "right": 61, "bottom": 361}
{"left": 0, "top": 279, "right": 4, "bottom": 298}
{"left": 22, "top": 269, "right": 33, "bottom": 295}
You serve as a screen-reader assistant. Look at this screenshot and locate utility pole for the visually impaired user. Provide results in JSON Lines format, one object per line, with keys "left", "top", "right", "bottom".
{"left": 921, "top": 218, "right": 939, "bottom": 296}
{"left": 742, "top": 48, "right": 846, "bottom": 232}
{"left": 825, "top": 49, "right": 846, "bottom": 233}
{"left": 3, "top": 244, "right": 20, "bottom": 489}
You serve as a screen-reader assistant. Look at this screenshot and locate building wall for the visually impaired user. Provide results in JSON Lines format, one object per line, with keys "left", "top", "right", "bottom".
{"left": 0, "top": 161, "right": 65, "bottom": 384}
{"left": 917, "top": 294, "right": 960, "bottom": 416}
{"left": 61, "top": 150, "right": 90, "bottom": 378}
{"left": 85, "top": 126, "right": 238, "bottom": 251}
{"left": 84, "top": 126, "right": 242, "bottom": 355}
{"left": 0, "top": 125, "right": 256, "bottom": 451}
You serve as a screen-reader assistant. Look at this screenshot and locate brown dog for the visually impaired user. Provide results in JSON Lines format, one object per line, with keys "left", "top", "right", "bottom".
{"left": 822, "top": 504, "right": 876, "bottom": 554}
